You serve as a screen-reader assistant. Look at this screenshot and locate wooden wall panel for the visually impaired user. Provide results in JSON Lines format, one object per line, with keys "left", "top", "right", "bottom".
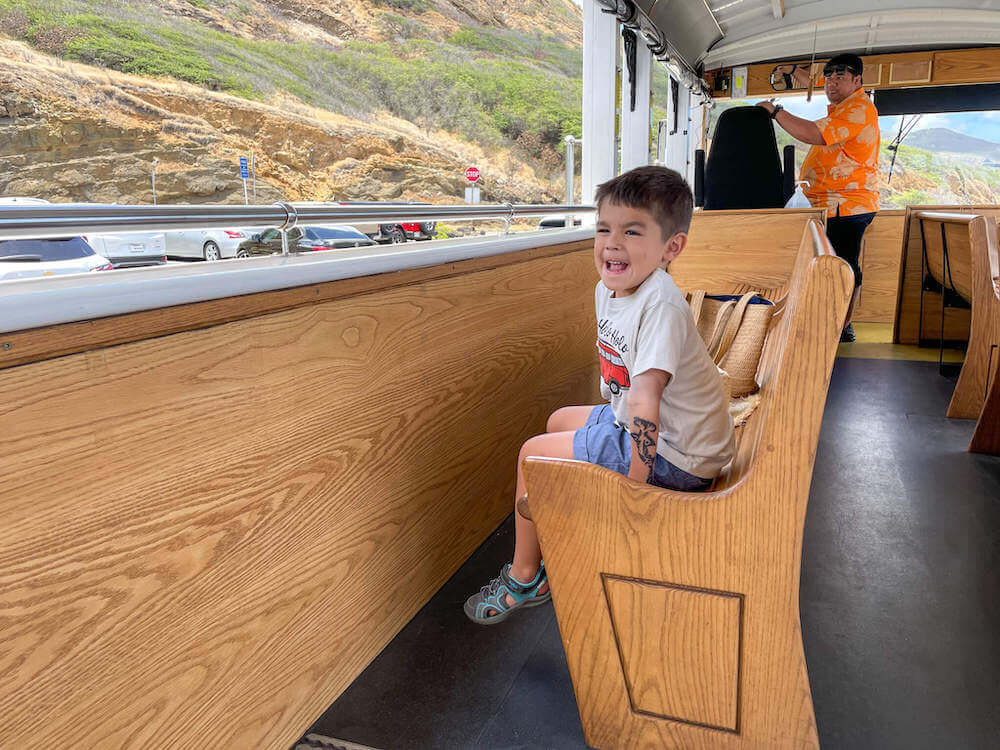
{"left": 0, "top": 241, "right": 593, "bottom": 371}
{"left": 0, "top": 246, "right": 601, "bottom": 749}
{"left": 855, "top": 210, "right": 905, "bottom": 323}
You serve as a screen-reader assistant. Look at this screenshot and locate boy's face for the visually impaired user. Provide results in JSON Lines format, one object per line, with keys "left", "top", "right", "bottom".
{"left": 594, "top": 202, "right": 686, "bottom": 297}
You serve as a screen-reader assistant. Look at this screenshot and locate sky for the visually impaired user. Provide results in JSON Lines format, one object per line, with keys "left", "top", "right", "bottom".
{"left": 749, "top": 94, "right": 1000, "bottom": 145}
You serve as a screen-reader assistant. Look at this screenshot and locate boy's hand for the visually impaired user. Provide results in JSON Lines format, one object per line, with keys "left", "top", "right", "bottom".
{"left": 626, "top": 369, "right": 670, "bottom": 484}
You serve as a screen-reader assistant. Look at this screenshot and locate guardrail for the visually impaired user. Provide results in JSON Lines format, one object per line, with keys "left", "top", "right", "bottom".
{"left": 0, "top": 202, "right": 595, "bottom": 247}
{"left": 0, "top": 202, "right": 597, "bottom": 333}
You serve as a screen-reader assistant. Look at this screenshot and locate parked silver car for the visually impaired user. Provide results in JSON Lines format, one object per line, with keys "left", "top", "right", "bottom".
{"left": 164, "top": 229, "right": 255, "bottom": 261}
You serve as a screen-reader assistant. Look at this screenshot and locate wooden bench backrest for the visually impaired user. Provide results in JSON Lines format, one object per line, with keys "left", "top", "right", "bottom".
{"left": 679, "top": 208, "right": 825, "bottom": 300}
{"left": 895, "top": 205, "right": 1000, "bottom": 344}
{"left": 713, "top": 221, "right": 824, "bottom": 490}
{"left": 673, "top": 210, "right": 826, "bottom": 490}
{"left": 916, "top": 212, "right": 975, "bottom": 301}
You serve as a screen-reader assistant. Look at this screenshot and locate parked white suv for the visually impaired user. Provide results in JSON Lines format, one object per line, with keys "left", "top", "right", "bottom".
{"left": 0, "top": 196, "right": 114, "bottom": 280}
{"left": 0, "top": 235, "right": 113, "bottom": 281}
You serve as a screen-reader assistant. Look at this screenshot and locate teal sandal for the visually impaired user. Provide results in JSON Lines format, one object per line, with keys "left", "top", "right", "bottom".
{"left": 463, "top": 562, "right": 550, "bottom": 625}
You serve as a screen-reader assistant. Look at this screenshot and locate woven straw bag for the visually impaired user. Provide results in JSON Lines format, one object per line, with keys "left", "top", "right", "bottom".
{"left": 686, "top": 291, "right": 775, "bottom": 397}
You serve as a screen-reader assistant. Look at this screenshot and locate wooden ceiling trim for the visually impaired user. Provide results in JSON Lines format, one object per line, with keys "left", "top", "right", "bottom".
{"left": 705, "top": 46, "right": 1000, "bottom": 99}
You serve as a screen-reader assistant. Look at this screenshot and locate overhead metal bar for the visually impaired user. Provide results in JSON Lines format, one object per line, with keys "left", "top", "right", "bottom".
{"left": 0, "top": 202, "right": 593, "bottom": 241}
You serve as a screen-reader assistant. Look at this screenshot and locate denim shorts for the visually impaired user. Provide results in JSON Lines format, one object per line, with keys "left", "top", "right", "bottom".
{"left": 572, "top": 405, "right": 713, "bottom": 492}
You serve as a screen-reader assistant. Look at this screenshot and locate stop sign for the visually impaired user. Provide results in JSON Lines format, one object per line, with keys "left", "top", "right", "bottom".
{"left": 465, "top": 166, "right": 481, "bottom": 182}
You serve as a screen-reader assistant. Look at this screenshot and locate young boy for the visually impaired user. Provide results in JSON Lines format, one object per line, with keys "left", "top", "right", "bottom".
{"left": 464, "top": 166, "right": 734, "bottom": 625}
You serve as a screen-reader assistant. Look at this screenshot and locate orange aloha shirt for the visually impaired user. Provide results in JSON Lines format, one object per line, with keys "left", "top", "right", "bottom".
{"left": 800, "top": 88, "right": 880, "bottom": 217}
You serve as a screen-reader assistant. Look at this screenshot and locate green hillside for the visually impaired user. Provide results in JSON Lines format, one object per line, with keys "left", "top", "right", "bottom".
{"left": 0, "top": 0, "right": 596, "bottom": 174}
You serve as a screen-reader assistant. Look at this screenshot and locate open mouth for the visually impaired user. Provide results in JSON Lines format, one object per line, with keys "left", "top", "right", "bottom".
{"left": 605, "top": 260, "right": 629, "bottom": 274}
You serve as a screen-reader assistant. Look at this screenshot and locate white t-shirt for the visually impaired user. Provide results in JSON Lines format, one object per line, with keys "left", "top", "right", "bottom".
{"left": 594, "top": 268, "right": 734, "bottom": 478}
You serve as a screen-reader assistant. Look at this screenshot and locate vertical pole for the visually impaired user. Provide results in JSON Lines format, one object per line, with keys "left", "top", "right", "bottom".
{"left": 151, "top": 158, "right": 158, "bottom": 205}
{"left": 281, "top": 229, "right": 289, "bottom": 256}
{"left": 686, "top": 91, "right": 704, "bottom": 186}
{"left": 582, "top": 0, "right": 617, "bottom": 208}
{"left": 620, "top": 38, "right": 653, "bottom": 171}
{"left": 251, "top": 151, "right": 257, "bottom": 203}
{"left": 242, "top": 179, "right": 249, "bottom": 206}
{"left": 564, "top": 135, "right": 577, "bottom": 205}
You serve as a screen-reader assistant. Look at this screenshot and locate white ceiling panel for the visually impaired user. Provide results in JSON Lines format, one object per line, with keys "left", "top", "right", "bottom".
{"left": 666, "top": 1, "right": 1000, "bottom": 69}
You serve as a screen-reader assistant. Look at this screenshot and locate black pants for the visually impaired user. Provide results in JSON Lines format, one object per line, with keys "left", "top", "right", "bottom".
{"left": 826, "top": 210, "right": 875, "bottom": 288}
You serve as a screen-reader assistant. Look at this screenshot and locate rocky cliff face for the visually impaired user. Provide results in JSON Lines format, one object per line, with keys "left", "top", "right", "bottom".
{"left": 0, "top": 0, "right": 574, "bottom": 206}
{"left": 153, "top": 0, "right": 581, "bottom": 47}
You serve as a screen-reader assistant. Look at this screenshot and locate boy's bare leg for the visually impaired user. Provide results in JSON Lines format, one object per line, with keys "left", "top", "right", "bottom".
{"left": 506, "top": 430, "right": 576, "bottom": 606}
{"left": 546, "top": 404, "right": 601, "bottom": 434}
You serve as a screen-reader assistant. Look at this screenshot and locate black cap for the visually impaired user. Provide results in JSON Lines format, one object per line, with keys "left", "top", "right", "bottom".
{"left": 823, "top": 53, "right": 863, "bottom": 77}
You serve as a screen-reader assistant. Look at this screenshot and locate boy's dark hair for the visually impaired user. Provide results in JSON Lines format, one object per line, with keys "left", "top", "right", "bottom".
{"left": 594, "top": 166, "right": 694, "bottom": 240}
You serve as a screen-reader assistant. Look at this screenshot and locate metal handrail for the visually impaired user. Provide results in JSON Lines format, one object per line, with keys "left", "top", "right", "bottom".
{"left": 0, "top": 202, "right": 594, "bottom": 240}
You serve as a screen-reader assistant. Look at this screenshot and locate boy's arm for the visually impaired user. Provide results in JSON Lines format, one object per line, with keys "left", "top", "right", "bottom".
{"left": 626, "top": 368, "right": 670, "bottom": 484}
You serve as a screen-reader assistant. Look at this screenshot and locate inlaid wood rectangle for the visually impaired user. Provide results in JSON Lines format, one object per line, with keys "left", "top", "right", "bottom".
{"left": 602, "top": 575, "right": 743, "bottom": 733}
{"left": 889, "top": 59, "right": 933, "bottom": 85}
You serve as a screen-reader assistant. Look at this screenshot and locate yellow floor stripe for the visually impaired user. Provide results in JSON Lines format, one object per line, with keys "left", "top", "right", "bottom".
{"left": 836, "top": 323, "right": 965, "bottom": 362}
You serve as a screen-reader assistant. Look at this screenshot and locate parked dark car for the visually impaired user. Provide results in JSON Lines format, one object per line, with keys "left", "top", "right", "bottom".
{"left": 538, "top": 215, "right": 584, "bottom": 229}
{"left": 237, "top": 225, "right": 378, "bottom": 256}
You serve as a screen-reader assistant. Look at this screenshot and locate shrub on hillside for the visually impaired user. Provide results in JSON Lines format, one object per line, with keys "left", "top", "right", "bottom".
{"left": 0, "top": 9, "right": 28, "bottom": 38}
{"left": 30, "top": 24, "right": 81, "bottom": 54}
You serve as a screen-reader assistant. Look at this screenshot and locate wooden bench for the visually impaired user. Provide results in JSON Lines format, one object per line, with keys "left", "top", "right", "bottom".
{"left": 0, "top": 209, "right": 825, "bottom": 747}
{"left": 525, "top": 219, "right": 853, "bottom": 749}
{"left": 901, "top": 211, "right": 1000, "bottom": 454}
{"left": 892, "top": 204, "right": 1000, "bottom": 347}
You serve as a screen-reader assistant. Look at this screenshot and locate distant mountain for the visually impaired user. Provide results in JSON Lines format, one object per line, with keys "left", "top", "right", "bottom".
{"left": 901, "top": 127, "right": 1000, "bottom": 158}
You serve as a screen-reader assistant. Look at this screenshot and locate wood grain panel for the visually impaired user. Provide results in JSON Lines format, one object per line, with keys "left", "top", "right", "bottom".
{"left": 0, "top": 239, "right": 593, "bottom": 371}
{"left": 680, "top": 210, "right": 825, "bottom": 295}
{"left": 855, "top": 211, "right": 905, "bottom": 323}
{"left": 933, "top": 48, "right": 1000, "bottom": 85}
{"left": 526, "top": 221, "right": 853, "bottom": 749}
{"left": 0, "top": 245, "right": 602, "bottom": 749}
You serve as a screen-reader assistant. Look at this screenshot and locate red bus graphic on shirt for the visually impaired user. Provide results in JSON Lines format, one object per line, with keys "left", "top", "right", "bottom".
{"left": 597, "top": 340, "right": 630, "bottom": 395}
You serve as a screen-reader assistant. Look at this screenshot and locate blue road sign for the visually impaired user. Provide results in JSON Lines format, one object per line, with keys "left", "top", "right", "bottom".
{"left": 239, "top": 156, "right": 249, "bottom": 179}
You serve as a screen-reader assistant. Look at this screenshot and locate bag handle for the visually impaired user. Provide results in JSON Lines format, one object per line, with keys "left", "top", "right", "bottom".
{"left": 713, "top": 292, "right": 756, "bottom": 364}
{"left": 705, "top": 299, "right": 737, "bottom": 356}
{"left": 687, "top": 290, "right": 706, "bottom": 324}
